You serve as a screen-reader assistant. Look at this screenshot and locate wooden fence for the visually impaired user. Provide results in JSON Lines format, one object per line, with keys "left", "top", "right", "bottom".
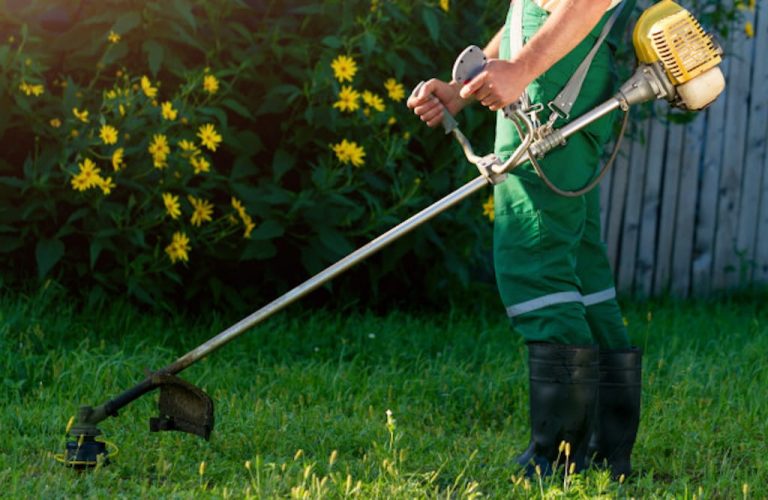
{"left": 598, "top": 2, "right": 767, "bottom": 298}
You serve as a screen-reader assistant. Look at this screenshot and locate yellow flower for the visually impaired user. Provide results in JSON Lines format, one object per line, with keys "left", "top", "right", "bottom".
{"left": 190, "top": 155, "right": 211, "bottom": 174}
{"left": 165, "top": 231, "right": 190, "bottom": 264}
{"left": 99, "top": 124, "right": 119, "bottom": 145}
{"left": 189, "top": 195, "right": 214, "bottom": 226}
{"left": 107, "top": 30, "right": 121, "bottom": 43}
{"left": 70, "top": 158, "right": 101, "bottom": 191}
{"left": 149, "top": 134, "right": 171, "bottom": 169}
{"left": 333, "top": 86, "right": 361, "bottom": 113}
{"left": 745, "top": 21, "right": 754, "bottom": 38}
{"left": 439, "top": 0, "right": 449, "bottom": 12}
{"left": 50, "top": 118, "right": 62, "bottom": 128}
{"left": 161, "top": 101, "right": 178, "bottom": 121}
{"left": 72, "top": 107, "right": 89, "bottom": 123}
{"left": 178, "top": 139, "right": 199, "bottom": 153}
{"left": 149, "top": 134, "right": 170, "bottom": 157}
{"left": 231, "top": 197, "right": 247, "bottom": 218}
{"left": 197, "top": 123, "right": 223, "bottom": 152}
{"left": 162, "top": 192, "right": 181, "bottom": 219}
{"left": 330, "top": 54, "right": 357, "bottom": 83}
{"left": 231, "top": 197, "right": 255, "bottom": 238}
{"left": 384, "top": 78, "right": 405, "bottom": 102}
{"left": 98, "top": 176, "right": 116, "bottom": 195}
{"left": 362, "top": 91, "right": 385, "bottom": 112}
{"left": 482, "top": 195, "right": 494, "bottom": 222}
{"left": 242, "top": 213, "right": 256, "bottom": 238}
{"left": 141, "top": 75, "right": 158, "bottom": 98}
{"left": 112, "top": 148, "right": 125, "bottom": 171}
{"left": 331, "top": 139, "right": 365, "bottom": 167}
{"left": 203, "top": 74, "right": 219, "bottom": 94}
{"left": 387, "top": 116, "right": 397, "bottom": 126}
{"left": 19, "top": 81, "right": 44, "bottom": 96}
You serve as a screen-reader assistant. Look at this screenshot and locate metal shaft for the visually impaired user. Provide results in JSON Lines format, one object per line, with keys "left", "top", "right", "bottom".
{"left": 164, "top": 174, "right": 491, "bottom": 374}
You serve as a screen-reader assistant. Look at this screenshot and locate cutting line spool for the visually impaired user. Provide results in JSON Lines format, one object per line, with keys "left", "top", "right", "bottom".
{"left": 53, "top": 437, "right": 119, "bottom": 470}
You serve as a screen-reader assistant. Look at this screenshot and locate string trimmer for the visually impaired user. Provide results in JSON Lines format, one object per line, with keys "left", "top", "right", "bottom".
{"left": 60, "top": 0, "right": 724, "bottom": 468}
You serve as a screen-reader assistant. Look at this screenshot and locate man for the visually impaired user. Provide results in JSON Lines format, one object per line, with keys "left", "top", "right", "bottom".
{"left": 407, "top": 0, "right": 642, "bottom": 479}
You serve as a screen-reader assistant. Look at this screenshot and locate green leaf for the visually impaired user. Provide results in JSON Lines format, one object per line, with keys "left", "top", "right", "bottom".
{"left": 322, "top": 36, "right": 343, "bottom": 48}
{"left": 272, "top": 149, "right": 296, "bottom": 182}
{"left": 241, "top": 240, "right": 276, "bottom": 260}
{"left": 222, "top": 98, "right": 254, "bottom": 119}
{"left": 422, "top": 8, "right": 440, "bottom": 42}
{"left": 114, "top": 12, "right": 142, "bottom": 34}
{"left": 143, "top": 40, "right": 165, "bottom": 77}
{"left": 173, "top": 0, "right": 197, "bottom": 29}
{"left": 90, "top": 240, "right": 103, "bottom": 269}
{"left": 198, "top": 106, "right": 228, "bottom": 127}
{"left": 316, "top": 227, "right": 354, "bottom": 256}
{"left": 35, "top": 238, "right": 65, "bottom": 279}
{"left": 250, "top": 220, "right": 284, "bottom": 241}
{"left": 361, "top": 32, "right": 377, "bottom": 57}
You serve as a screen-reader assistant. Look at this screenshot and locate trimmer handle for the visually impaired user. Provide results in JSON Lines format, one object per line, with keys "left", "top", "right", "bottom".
{"left": 410, "top": 81, "right": 459, "bottom": 134}
{"left": 451, "top": 45, "right": 522, "bottom": 120}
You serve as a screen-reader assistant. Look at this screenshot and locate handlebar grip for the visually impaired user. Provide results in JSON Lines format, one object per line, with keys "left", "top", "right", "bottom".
{"left": 411, "top": 81, "right": 458, "bottom": 134}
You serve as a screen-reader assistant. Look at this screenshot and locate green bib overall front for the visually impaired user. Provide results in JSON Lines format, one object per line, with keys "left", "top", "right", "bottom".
{"left": 493, "top": 1, "right": 633, "bottom": 348}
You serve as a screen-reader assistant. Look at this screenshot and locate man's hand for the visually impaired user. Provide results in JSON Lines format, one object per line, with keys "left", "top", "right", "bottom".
{"left": 407, "top": 79, "right": 468, "bottom": 128}
{"left": 459, "top": 59, "right": 530, "bottom": 112}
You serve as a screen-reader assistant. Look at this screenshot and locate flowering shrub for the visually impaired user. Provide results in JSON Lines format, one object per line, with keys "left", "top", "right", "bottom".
{"left": 0, "top": 0, "right": 748, "bottom": 307}
{"left": 0, "top": 0, "right": 508, "bottom": 307}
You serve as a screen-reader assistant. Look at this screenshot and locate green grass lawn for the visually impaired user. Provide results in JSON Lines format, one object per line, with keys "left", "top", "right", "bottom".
{"left": 1, "top": 288, "right": 766, "bottom": 498}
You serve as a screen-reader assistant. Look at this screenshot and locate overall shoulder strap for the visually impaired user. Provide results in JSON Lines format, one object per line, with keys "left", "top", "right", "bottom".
{"left": 508, "top": 0, "right": 627, "bottom": 127}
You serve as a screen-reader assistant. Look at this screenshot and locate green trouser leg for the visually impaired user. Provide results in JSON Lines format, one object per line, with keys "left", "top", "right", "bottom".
{"left": 493, "top": 136, "right": 629, "bottom": 348}
{"left": 578, "top": 187, "right": 629, "bottom": 349}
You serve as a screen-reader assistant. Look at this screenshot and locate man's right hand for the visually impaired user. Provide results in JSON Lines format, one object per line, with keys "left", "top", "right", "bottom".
{"left": 406, "top": 79, "right": 469, "bottom": 128}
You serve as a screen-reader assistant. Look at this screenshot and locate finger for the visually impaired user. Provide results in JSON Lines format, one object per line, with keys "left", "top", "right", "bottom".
{"left": 459, "top": 72, "right": 486, "bottom": 99}
{"left": 407, "top": 81, "right": 435, "bottom": 108}
{"left": 474, "top": 87, "right": 491, "bottom": 103}
{"left": 421, "top": 106, "right": 444, "bottom": 127}
{"left": 484, "top": 97, "right": 503, "bottom": 111}
{"left": 412, "top": 99, "right": 440, "bottom": 117}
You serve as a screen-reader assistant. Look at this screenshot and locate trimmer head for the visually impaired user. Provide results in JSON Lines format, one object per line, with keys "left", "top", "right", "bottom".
{"left": 59, "top": 373, "right": 214, "bottom": 470}
{"left": 63, "top": 435, "right": 110, "bottom": 470}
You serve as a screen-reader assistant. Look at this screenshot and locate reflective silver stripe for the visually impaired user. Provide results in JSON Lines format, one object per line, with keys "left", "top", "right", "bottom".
{"left": 506, "top": 291, "right": 582, "bottom": 317}
{"left": 582, "top": 287, "right": 617, "bottom": 307}
{"left": 505, "top": 287, "right": 617, "bottom": 317}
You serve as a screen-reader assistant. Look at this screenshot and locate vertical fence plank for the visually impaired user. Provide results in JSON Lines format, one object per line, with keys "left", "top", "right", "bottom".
{"left": 653, "top": 116, "right": 684, "bottom": 295}
{"left": 635, "top": 108, "right": 667, "bottom": 296}
{"left": 600, "top": 152, "right": 615, "bottom": 243}
{"left": 671, "top": 114, "right": 705, "bottom": 296}
{"left": 691, "top": 57, "right": 730, "bottom": 296}
{"left": 617, "top": 117, "right": 650, "bottom": 294}
{"left": 606, "top": 137, "right": 632, "bottom": 273}
{"left": 752, "top": 2, "right": 768, "bottom": 283}
{"left": 712, "top": 25, "right": 753, "bottom": 289}
{"left": 736, "top": 4, "right": 764, "bottom": 283}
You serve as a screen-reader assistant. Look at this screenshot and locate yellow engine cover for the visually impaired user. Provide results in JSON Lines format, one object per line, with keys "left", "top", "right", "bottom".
{"left": 633, "top": 0, "right": 722, "bottom": 85}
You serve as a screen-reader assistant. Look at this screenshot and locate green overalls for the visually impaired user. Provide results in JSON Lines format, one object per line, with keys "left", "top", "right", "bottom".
{"left": 493, "top": 1, "right": 634, "bottom": 348}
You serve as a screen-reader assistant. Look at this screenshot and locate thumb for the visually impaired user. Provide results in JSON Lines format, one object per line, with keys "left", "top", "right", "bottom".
{"left": 408, "top": 79, "right": 440, "bottom": 108}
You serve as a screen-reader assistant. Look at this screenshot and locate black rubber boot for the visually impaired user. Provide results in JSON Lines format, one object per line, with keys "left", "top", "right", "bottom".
{"left": 587, "top": 347, "right": 642, "bottom": 479}
{"left": 516, "top": 342, "right": 599, "bottom": 477}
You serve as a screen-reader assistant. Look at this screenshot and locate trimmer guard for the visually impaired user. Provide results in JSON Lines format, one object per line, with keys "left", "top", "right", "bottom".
{"left": 149, "top": 374, "right": 214, "bottom": 440}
